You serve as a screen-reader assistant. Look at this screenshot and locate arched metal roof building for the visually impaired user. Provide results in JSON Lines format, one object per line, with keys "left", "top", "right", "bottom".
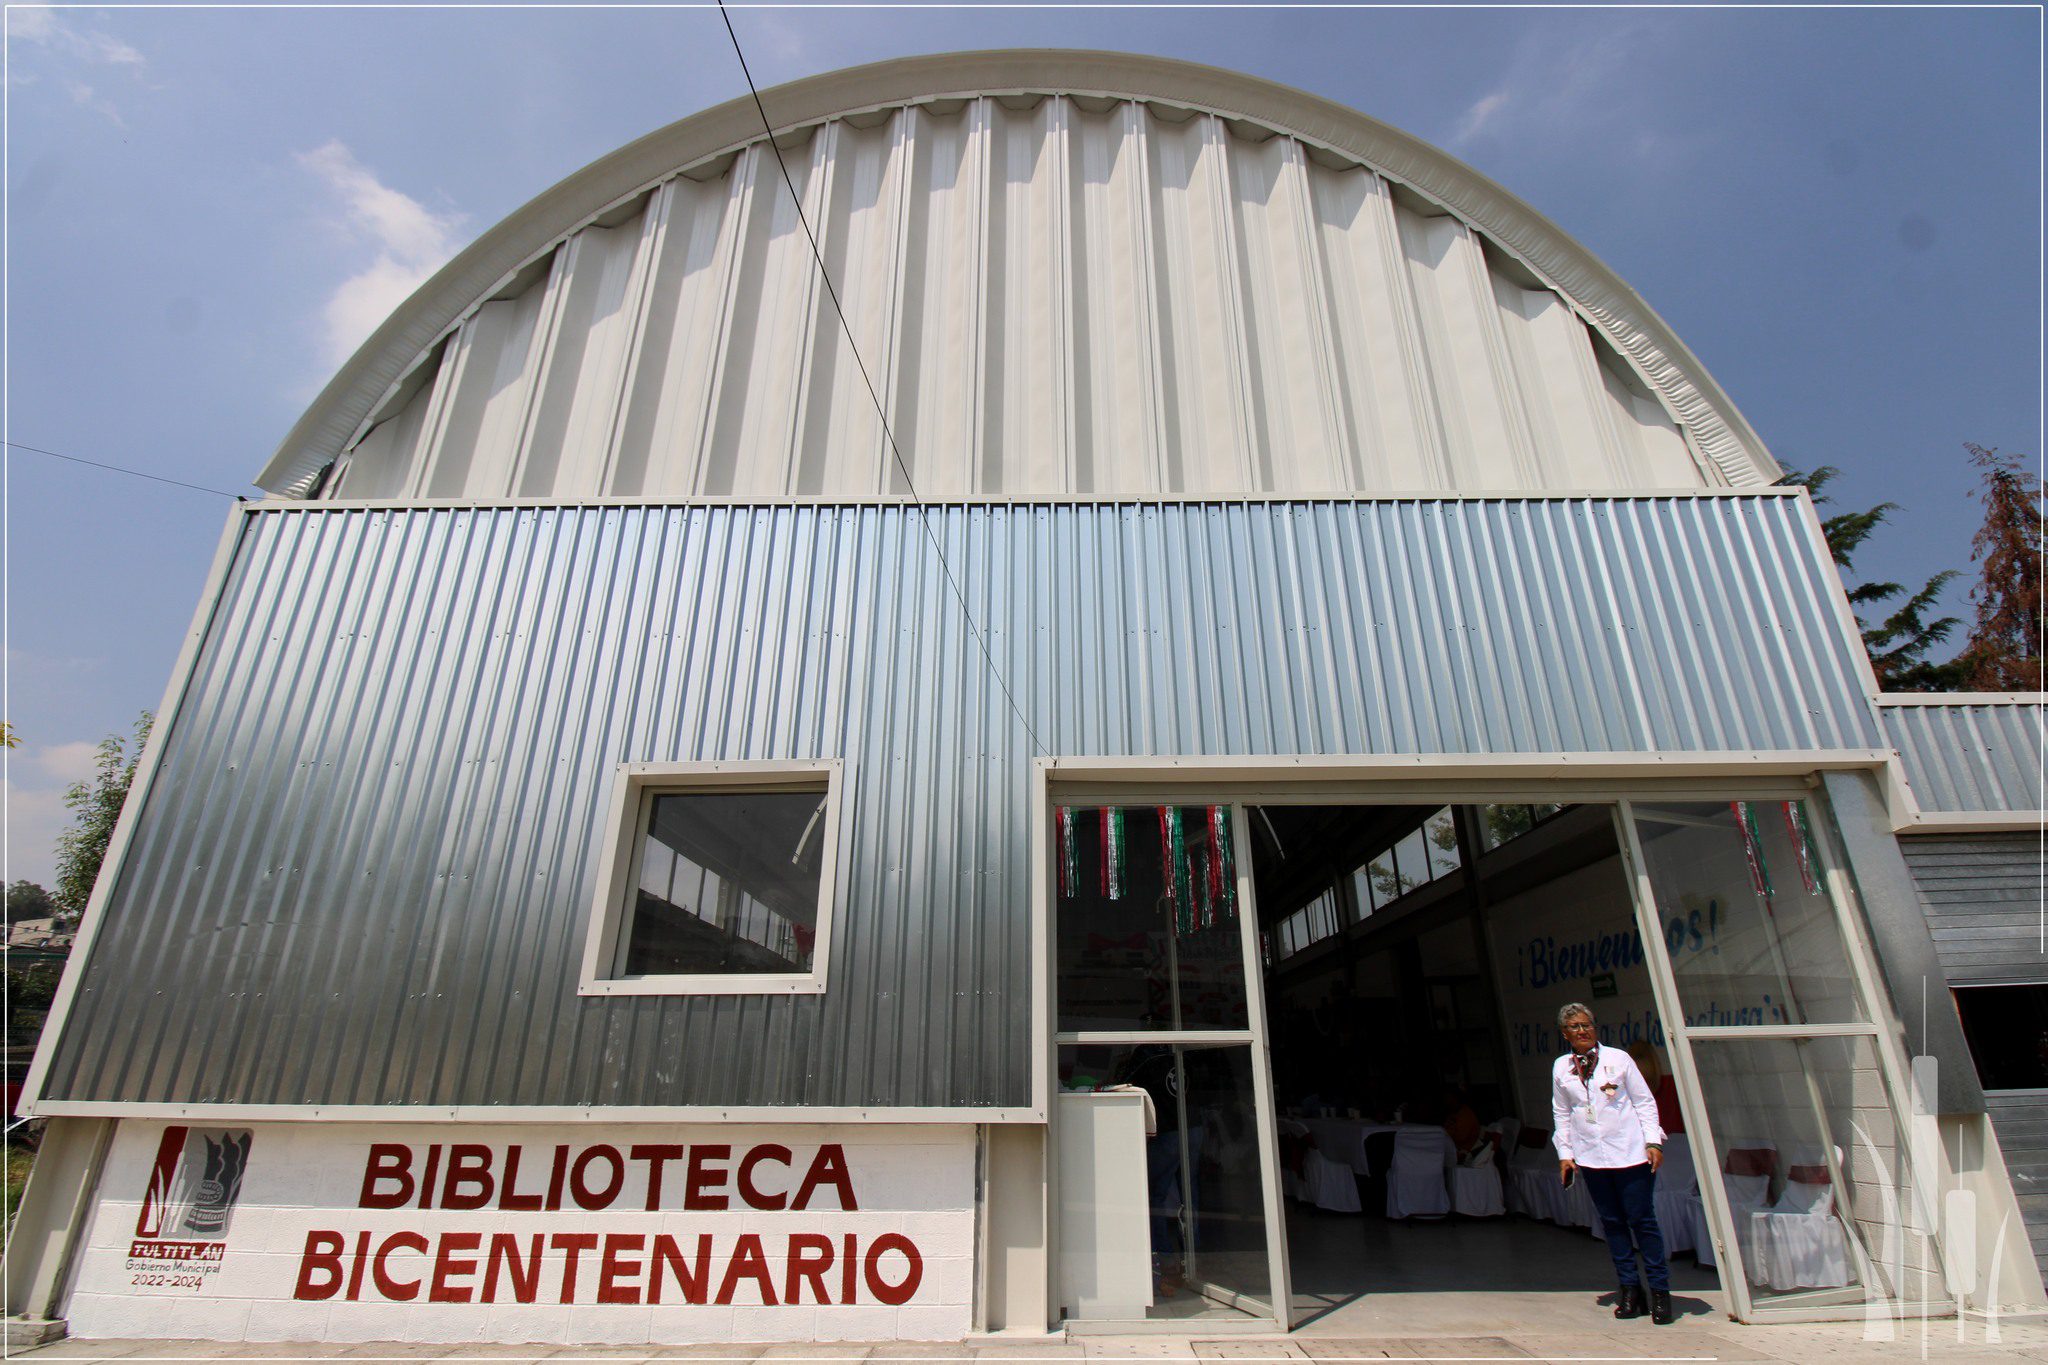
{"left": 14, "top": 48, "right": 2045, "bottom": 1351}
{"left": 269, "top": 51, "right": 1774, "bottom": 502}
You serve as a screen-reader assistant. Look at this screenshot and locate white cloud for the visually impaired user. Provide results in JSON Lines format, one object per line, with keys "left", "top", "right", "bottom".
{"left": 1453, "top": 91, "right": 1510, "bottom": 146}
{"left": 7, "top": 7, "right": 56, "bottom": 42}
{"left": 9, "top": 9, "right": 147, "bottom": 122}
{"left": 33, "top": 741, "right": 99, "bottom": 787}
{"left": 66, "top": 78, "right": 126, "bottom": 129}
{"left": 2, "top": 776, "right": 72, "bottom": 888}
{"left": 297, "top": 140, "right": 465, "bottom": 369}
{"left": 1448, "top": 20, "right": 1681, "bottom": 161}
{"left": 3, "top": 739, "right": 101, "bottom": 887}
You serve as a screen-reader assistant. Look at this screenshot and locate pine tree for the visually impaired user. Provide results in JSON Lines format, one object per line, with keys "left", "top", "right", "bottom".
{"left": 1781, "top": 466, "right": 1968, "bottom": 691}
{"left": 1958, "top": 444, "right": 2044, "bottom": 691}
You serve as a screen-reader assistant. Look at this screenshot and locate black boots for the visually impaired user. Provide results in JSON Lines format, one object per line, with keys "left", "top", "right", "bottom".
{"left": 1614, "top": 1285, "right": 1674, "bottom": 1323}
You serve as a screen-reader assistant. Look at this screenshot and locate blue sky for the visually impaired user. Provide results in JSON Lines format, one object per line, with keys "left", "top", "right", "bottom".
{"left": 4, "top": 5, "right": 2041, "bottom": 887}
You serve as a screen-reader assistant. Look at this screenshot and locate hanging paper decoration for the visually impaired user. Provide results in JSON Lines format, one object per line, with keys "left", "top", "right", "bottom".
{"left": 1781, "top": 800, "right": 1822, "bottom": 896}
{"left": 1100, "top": 806, "right": 1127, "bottom": 899}
{"left": 1153, "top": 805, "right": 1237, "bottom": 932}
{"left": 1158, "top": 806, "right": 1190, "bottom": 914}
{"left": 1733, "top": 800, "right": 1773, "bottom": 900}
{"left": 1057, "top": 806, "right": 1079, "bottom": 898}
{"left": 1218, "top": 806, "right": 1237, "bottom": 917}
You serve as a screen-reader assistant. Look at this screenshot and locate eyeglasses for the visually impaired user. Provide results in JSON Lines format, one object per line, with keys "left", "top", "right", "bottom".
{"left": 1562, "top": 1022, "right": 1597, "bottom": 1033}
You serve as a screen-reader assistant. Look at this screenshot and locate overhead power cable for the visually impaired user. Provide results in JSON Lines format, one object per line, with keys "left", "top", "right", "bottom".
{"left": 5, "top": 440, "right": 243, "bottom": 500}
{"left": 717, "top": 4, "right": 1049, "bottom": 760}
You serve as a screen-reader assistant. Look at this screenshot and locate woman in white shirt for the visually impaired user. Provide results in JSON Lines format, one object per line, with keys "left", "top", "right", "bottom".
{"left": 1552, "top": 1002, "right": 1672, "bottom": 1325}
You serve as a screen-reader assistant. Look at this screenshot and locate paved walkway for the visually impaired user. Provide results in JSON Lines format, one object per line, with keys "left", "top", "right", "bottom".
{"left": 20, "top": 1317, "right": 2048, "bottom": 1363}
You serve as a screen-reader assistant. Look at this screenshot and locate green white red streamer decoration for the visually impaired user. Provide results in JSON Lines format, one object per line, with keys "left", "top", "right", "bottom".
{"left": 1733, "top": 800, "right": 1773, "bottom": 900}
{"left": 1058, "top": 806, "right": 1079, "bottom": 898}
{"left": 1052, "top": 804, "right": 1237, "bottom": 930}
{"left": 1100, "top": 806, "right": 1127, "bottom": 899}
{"left": 1159, "top": 805, "right": 1236, "bottom": 933}
{"left": 1158, "top": 806, "right": 1189, "bottom": 908}
{"left": 1781, "top": 800, "right": 1822, "bottom": 896}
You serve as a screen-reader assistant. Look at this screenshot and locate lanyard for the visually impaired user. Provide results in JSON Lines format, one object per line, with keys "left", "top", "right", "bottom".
{"left": 1570, "top": 1048, "right": 1601, "bottom": 1123}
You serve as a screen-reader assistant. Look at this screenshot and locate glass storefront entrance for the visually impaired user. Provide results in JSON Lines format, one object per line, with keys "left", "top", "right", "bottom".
{"left": 1047, "top": 785, "right": 1951, "bottom": 1330}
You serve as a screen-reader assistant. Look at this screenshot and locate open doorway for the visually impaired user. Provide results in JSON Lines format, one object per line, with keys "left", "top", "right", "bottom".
{"left": 1246, "top": 802, "right": 1724, "bottom": 1333}
{"left": 1051, "top": 791, "right": 1938, "bottom": 1332}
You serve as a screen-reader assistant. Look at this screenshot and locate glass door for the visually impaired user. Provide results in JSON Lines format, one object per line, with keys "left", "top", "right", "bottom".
{"left": 1616, "top": 797, "right": 1952, "bottom": 1322}
{"left": 1051, "top": 803, "right": 1287, "bottom": 1328}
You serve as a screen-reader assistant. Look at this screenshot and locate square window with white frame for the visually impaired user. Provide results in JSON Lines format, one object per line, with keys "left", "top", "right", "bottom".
{"left": 581, "top": 761, "right": 841, "bottom": 995}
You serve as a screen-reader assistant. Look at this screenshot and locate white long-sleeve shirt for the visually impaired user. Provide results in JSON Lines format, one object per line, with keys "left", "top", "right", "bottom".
{"left": 1551, "top": 1045, "right": 1664, "bottom": 1169}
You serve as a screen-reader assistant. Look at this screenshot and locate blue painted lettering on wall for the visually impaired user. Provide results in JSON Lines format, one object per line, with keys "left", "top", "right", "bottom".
{"left": 1524, "top": 930, "right": 1644, "bottom": 990}
{"left": 1684, "top": 995, "right": 1789, "bottom": 1027}
{"left": 1518, "top": 902, "right": 1721, "bottom": 993}
{"left": 1513, "top": 1008, "right": 1667, "bottom": 1060}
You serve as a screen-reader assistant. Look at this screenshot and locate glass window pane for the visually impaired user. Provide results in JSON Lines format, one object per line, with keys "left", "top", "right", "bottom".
{"left": 1954, "top": 985, "right": 2048, "bottom": 1090}
{"left": 1630, "top": 800, "right": 1864, "bottom": 1026}
{"left": 1057, "top": 1042, "right": 1271, "bottom": 1321}
{"left": 1390, "top": 827, "right": 1429, "bottom": 896}
{"left": 1483, "top": 804, "right": 1534, "bottom": 850}
{"left": 1688, "top": 1035, "right": 1939, "bottom": 1312}
{"left": 621, "top": 789, "right": 825, "bottom": 976}
{"left": 1354, "top": 864, "right": 1387, "bottom": 917}
{"left": 1424, "top": 808, "right": 1462, "bottom": 879}
{"left": 1057, "top": 806, "right": 1249, "bottom": 1032}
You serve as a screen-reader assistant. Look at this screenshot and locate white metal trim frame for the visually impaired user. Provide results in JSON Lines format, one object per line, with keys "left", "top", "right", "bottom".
{"left": 1877, "top": 694, "right": 2048, "bottom": 707}
{"left": 1039, "top": 791, "right": 1289, "bottom": 1331}
{"left": 1032, "top": 762, "right": 1927, "bottom": 1333}
{"left": 27, "top": 1101, "right": 1033, "bottom": 1124}
{"left": 257, "top": 489, "right": 1803, "bottom": 512}
{"left": 258, "top": 50, "right": 1779, "bottom": 495}
{"left": 577, "top": 759, "right": 844, "bottom": 996}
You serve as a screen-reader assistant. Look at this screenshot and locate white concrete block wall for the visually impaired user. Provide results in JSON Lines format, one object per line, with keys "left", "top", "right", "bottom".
{"left": 67, "top": 1121, "right": 976, "bottom": 1345}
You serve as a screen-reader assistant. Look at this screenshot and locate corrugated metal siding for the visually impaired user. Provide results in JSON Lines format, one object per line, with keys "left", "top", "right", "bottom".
{"left": 327, "top": 96, "right": 1704, "bottom": 505}
{"left": 38, "top": 495, "right": 1878, "bottom": 1109}
{"left": 1884, "top": 700, "right": 2046, "bottom": 813}
{"left": 1902, "top": 832, "right": 2046, "bottom": 986}
{"left": 1987, "top": 1091, "right": 2048, "bottom": 1281}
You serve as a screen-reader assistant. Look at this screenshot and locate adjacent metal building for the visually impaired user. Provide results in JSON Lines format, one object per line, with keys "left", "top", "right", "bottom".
{"left": 12, "top": 50, "right": 2045, "bottom": 1345}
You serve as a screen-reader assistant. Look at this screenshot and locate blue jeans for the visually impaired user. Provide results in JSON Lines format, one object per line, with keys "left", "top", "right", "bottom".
{"left": 1580, "top": 1162, "right": 1669, "bottom": 1291}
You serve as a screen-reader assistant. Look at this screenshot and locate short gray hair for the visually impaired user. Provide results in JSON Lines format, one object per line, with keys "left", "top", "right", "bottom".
{"left": 1557, "top": 1002, "right": 1595, "bottom": 1029}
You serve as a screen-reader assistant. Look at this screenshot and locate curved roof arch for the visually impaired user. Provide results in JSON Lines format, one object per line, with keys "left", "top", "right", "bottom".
{"left": 264, "top": 49, "right": 1778, "bottom": 497}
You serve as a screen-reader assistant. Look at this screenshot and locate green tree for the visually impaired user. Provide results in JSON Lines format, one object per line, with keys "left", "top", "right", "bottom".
{"left": 1957, "top": 444, "right": 2044, "bottom": 691}
{"left": 1781, "top": 466, "right": 1969, "bottom": 691}
{"left": 53, "top": 712, "right": 152, "bottom": 914}
{"left": 3, "top": 881, "right": 59, "bottom": 931}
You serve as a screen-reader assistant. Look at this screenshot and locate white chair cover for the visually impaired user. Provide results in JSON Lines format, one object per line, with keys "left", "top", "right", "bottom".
{"left": 1505, "top": 1141, "right": 1555, "bottom": 1220}
{"left": 1562, "top": 1173, "right": 1598, "bottom": 1229}
{"left": 1694, "top": 1142, "right": 1779, "bottom": 1270}
{"left": 1748, "top": 1147, "right": 1852, "bottom": 1290}
{"left": 1451, "top": 1164, "right": 1505, "bottom": 1217}
{"left": 1653, "top": 1133, "right": 1699, "bottom": 1255}
{"left": 1303, "top": 1148, "right": 1363, "bottom": 1213}
{"left": 1489, "top": 1117, "right": 1523, "bottom": 1154}
{"left": 1749, "top": 1199, "right": 1851, "bottom": 1290}
{"left": 1385, "top": 1127, "right": 1453, "bottom": 1219}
